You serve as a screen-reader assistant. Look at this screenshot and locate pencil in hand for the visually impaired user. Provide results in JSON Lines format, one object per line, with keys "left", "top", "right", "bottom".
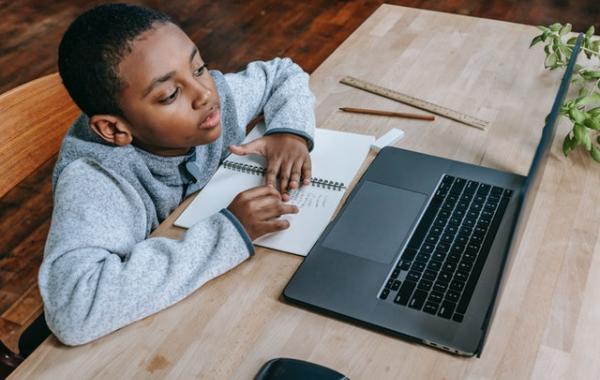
{"left": 339, "top": 107, "right": 435, "bottom": 121}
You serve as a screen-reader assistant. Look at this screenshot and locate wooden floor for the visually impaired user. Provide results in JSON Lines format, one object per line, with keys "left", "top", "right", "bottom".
{"left": 0, "top": 0, "right": 598, "bottom": 354}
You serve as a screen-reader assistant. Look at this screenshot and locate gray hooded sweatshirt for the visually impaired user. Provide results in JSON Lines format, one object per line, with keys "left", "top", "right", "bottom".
{"left": 39, "top": 57, "right": 315, "bottom": 345}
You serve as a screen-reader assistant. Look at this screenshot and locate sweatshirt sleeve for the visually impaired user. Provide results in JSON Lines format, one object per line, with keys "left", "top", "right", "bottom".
{"left": 224, "top": 57, "right": 316, "bottom": 150}
{"left": 38, "top": 159, "right": 253, "bottom": 345}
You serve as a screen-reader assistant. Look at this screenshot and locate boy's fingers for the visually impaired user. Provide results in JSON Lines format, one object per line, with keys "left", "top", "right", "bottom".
{"left": 256, "top": 199, "right": 299, "bottom": 220}
{"left": 229, "top": 138, "right": 266, "bottom": 156}
{"left": 239, "top": 185, "right": 281, "bottom": 200}
{"left": 228, "top": 145, "right": 248, "bottom": 156}
{"left": 248, "top": 193, "right": 283, "bottom": 213}
{"left": 265, "top": 159, "right": 282, "bottom": 188}
{"left": 278, "top": 160, "right": 294, "bottom": 194}
{"left": 278, "top": 203, "right": 299, "bottom": 215}
{"left": 289, "top": 160, "right": 303, "bottom": 189}
{"left": 259, "top": 219, "right": 291, "bottom": 235}
{"left": 301, "top": 157, "right": 312, "bottom": 185}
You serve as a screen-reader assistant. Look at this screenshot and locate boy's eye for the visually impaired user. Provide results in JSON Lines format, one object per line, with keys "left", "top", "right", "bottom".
{"left": 193, "top": 63, "right": 208, "bottom": 77}
{"left": 159, "top": 87, "right": 180, "bottom": 104}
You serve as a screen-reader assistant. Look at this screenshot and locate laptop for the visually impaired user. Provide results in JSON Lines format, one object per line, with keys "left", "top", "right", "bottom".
{"left": 283, "top": 34, "right": 583, "bottom": 357}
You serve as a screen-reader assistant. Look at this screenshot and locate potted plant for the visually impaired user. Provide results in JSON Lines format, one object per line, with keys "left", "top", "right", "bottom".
{"left": 530, "top": 24, "right": 600, "bottom": 161}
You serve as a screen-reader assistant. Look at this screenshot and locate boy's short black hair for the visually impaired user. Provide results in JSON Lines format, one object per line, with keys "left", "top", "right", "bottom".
{"left": 58, "top": 3, "right": 171, "bottom": 117}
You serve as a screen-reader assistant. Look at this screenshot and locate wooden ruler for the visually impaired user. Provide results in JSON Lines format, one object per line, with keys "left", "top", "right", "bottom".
{"left": 340, "top": 76, "right": 489, "bottom": 130}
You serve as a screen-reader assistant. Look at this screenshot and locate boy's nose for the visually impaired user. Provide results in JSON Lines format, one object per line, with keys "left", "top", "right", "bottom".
{"left": 191, "top": 82, "right": 211, "bottom": 110}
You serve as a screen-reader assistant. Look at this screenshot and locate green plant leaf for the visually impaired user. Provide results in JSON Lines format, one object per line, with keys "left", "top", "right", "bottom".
{"left": 584, "top": 117, "right": 600, "bottom": 130}
{"left": 555, "top": 48, "right": 563, "bottom": 62}
{"left": 571, "top": 77, "right": 585, "bottom": 86}
{"left": 591, "top": 146, "right": 600, "bottom": 162}
{"left": 567, "top": 36, "right": 579, "bottom": 45}
{"left": 545, "top": 53, "right": 558, "bottom": 68}
{"left": 537, "top": 25, "right": 550, "bottom": 33}
{"left": 574, "top": 123, "right": 586, "bottom": 143}
{"left": 563, "top": 134, "right": 576, "bottom": 156}
{"left": 581, "top": 70, "right": 600, "bottom": 79}
{"left": 583, "top": 132, "right": 592, "bottom": 151}
{"left": 586, "top": 25, "right": 595, "bottom": 38}
{"left": 559, "top": 45, "right": 571, "bottom": 59}
{"left": 589, "top": 107, "right": 600, "bottom": 117}
{"left": 530, "top": 35, "right": 544, "bottom": 48}
{"left": 552, "top": 35, "right": 561, "bottom": 47}
{"left": 570, "top": 108, "right": 586, "bottom": 123}
{"left": 550, "top": 23, "right": 562, "bottom": 32}
{"left": 575, "top": 92, "right": 600, "bottom": 106}
{"left": 560, "top": 23, "right": 572, "bottom": 36}
{"left": 541, "top": 32, "right": 549, "bottom": 42}
{"left": 563, "top": 99, "right": 576, "bottom": 110}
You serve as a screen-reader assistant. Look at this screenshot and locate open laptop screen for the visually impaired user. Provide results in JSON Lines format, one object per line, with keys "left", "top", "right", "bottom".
{"left": 510, "top": 33, "right": 583, "bottom": 253}
{"left": 523, "top": 33, "right": 583, "bottom": 195}
{"left": 477, "top": 33, "right": 583, "bottom": 355}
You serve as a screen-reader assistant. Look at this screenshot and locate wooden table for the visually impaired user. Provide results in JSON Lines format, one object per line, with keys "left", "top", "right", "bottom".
{"left": 11, "top": 5, "right": 600, "bottom": 379}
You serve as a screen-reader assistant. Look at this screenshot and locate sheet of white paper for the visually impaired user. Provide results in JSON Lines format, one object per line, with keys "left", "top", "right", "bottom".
{"left": 175, "top": 124, "right": 374, "bottom": 256}
{"left": 254, "top": 185, "right": 342, "bottom": 255}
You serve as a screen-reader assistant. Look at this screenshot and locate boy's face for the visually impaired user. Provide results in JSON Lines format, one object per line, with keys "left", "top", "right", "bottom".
{"left": 116, "top": 22, "right": 221, "bottom": 156}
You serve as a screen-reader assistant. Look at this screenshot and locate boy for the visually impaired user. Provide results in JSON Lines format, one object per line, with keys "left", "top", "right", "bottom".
{"left": 40, "top": 3, "right": 315, "bottom": 345}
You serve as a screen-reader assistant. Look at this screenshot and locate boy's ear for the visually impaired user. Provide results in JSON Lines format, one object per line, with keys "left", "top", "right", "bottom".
{"left": 88, "top": 115, "right": 133, "bottom": 146}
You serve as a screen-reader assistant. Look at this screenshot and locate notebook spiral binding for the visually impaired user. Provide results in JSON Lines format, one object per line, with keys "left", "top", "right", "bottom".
{"left": 222, "top": 160, "right": 346, "bottom": 191}
{"left": 311, "top": 178, "right": 346, "bottom": 191}
{"left": 223, "top": 161, "right": 266, "bottom": 176}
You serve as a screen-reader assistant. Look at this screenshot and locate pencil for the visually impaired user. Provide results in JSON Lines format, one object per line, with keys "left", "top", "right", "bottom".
{"left": 339, "top": 107, "right": 435, "bottom": 121}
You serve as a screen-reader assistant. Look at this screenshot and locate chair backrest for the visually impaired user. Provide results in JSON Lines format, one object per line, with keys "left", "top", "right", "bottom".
{"left": 0, "top": 73, "right": 79, "bottom": 198}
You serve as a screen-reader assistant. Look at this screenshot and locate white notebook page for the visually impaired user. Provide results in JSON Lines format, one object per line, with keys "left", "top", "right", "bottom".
{"left": 175, "top": 124, "right": 374, "bottom": 256}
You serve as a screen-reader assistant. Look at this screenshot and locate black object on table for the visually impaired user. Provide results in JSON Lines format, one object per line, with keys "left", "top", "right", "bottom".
{"left": 254, "top": 358, "right": 348, "bottom": 380}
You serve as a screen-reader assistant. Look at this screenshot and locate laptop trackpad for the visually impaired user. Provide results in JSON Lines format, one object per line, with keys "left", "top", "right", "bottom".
{"left": 322, "top": 181, "right": 427, "bottom": 264}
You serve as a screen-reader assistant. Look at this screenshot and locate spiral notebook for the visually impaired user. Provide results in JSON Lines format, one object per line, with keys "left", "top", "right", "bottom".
{"left": 175, "top": 123, "right": 374, "bottom": 256}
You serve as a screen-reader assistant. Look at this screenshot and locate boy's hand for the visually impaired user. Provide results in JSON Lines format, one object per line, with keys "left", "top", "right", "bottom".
{"left": 227, "top": 185, "right": 299, "bottom": 240}
{"left": 229, "top": 133, "right": 311, "bottom": 198}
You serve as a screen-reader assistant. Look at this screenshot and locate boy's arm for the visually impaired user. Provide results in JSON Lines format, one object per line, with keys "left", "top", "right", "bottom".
{"left": 39, "top": 159, "right": 253, "bottom": 346}
{"left": 224, "top": 57, "right": 316, "bottom": 150}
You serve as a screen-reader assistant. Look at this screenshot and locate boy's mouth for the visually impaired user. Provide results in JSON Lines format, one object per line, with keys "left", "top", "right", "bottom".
{"left": 198, "top": 108, "right": 220, "bottom": 130}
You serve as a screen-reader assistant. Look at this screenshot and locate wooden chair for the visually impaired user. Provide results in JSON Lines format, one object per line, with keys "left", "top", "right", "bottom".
{"left": 0, "top": 73, "right": 79, "bottom": 376}
{"left": 0, "top": 73, "right": 79, "bottom": 197}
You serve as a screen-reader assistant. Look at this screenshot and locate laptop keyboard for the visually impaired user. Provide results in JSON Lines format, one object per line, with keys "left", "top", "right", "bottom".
{"left": 378, "top": 175, "right": 512, "bottom": 323}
